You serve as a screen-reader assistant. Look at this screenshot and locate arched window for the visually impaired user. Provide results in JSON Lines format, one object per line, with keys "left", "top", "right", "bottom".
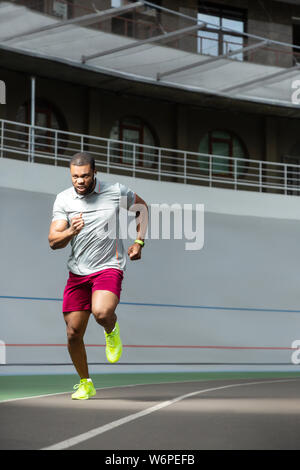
{"left": 198, "top": 130, "right": 248, "bottom": 176}
{"left": 109, "top": 117, "right": 157, "bottom": 168}
{"left": 16, "top": 99, "right": 67, "bottom": 155}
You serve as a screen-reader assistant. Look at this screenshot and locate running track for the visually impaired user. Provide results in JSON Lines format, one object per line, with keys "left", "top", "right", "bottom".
{"left": 1, "top": 377, "right": 300, "bottom": 450}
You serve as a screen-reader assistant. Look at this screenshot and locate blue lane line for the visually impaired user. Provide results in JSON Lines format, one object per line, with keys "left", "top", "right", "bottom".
{"left": 0, "top": 295, "right": 62, "bottom": 302}
{"left": 1, "top": 295, "right": 300, "bottom": 313}
{"left": 121, "top": 301, "right": 300, "bottom": 313}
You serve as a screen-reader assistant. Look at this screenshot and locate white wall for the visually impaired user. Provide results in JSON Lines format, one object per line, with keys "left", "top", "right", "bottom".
{"left": 1, "top": 158, "right": 300, "bottom": 375}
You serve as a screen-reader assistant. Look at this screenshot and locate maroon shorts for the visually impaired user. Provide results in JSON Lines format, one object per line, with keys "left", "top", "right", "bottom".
{"left": 62, "top": 268, "right": 124, "bottom": 313}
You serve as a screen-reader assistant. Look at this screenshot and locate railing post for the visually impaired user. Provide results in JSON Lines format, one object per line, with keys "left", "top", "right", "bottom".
{"left": 30, "top": 76, "right": 35, "bottom": 163}
{"left": 284, "top": 164, "right": 287, "bottom": 195}
{"left": 209, "top": 154, "right": 212, "bottom": 187}
{"left": 80, "top": 135, "right": 84, "bottom": 152}
{"left": 184, "top": 152, "right": 187, "bottom": 184}
{"left": 158, "top": 148, "right": 161, "bottom": 181}
{"left": 28, "top": 125, "right": 31, "bottom": 162}
{"left": 30, "top": 125, "right": 35, "bottom": 163}
{"left": 259, "top": 161, "right": 262, "bottom": 192}
{"left": 234, "top": 158, "right": 237, "bottom": 190}
{"left": 107, "top": 140, "right": 110, "bottom": 174}
{"left": 54, "top": 131, "right": 58, "bottom": 166}
{"left": 0, "top": 120, "right": 4, "bottom": 158}
{"left": 133, "top": 143, "right": 136, "bottom": 178}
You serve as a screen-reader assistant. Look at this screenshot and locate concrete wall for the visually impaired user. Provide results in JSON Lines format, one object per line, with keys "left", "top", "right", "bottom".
{"left": 1, "top": 158, "right": 300, "bottom": 375}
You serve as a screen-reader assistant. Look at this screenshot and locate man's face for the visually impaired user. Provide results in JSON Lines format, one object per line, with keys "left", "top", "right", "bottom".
{"left": 70, "top": 164, "right": 96, "bottom": 196}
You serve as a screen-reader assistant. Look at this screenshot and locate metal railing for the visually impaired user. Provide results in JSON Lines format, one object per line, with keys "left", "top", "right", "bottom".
{"left": 1, "top": 118, "right": 299, "bottom": 196}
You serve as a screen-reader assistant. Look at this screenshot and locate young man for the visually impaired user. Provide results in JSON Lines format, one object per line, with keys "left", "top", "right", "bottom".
{"left": 48, "top": 152, "right": 148, "bottom": 400}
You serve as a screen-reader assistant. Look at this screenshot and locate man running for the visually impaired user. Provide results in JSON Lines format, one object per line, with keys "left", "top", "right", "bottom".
{"left": 48, "top": 152, "right": 148, "bottom": 400}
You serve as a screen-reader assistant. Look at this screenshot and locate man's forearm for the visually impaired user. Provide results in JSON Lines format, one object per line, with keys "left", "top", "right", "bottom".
{"left": 49, "top": 227, "right": 74, "bottom": 250}
{"left": 136, "top": 204, "right": 148, "bottom": 242}
{"left": 136, "top": 222, "right": 146, "bottom": 242}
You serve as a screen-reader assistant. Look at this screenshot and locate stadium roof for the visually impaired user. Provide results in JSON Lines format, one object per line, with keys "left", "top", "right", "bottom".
{"left": 0, "top": 0, "right": 300, "bottom": 114}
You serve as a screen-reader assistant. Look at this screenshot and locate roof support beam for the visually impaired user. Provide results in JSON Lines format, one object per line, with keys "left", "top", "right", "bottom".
{"left": 222, "top": 64, "right": 300, "bottom": 94}
{"left": 157, "top": 40, "right": 269, "bottom": 81}
{"left": 1, "top": 2, "right": 144, "bottom": 42}
{"left": 81, "top": 23, "right": 206, "bottom": 63}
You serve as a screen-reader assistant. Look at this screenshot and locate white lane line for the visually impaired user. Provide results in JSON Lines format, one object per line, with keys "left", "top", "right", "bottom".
{"left": 0, "top": 378, "right": 249, "bottom": 404}
{"left": 41, "top": 378, "right": 299, "bottom": 450}
{"left": 0, "top": 379, "right": 217, "bottom": 404}
{"left": 0, "top": 390, "right": 72, "bottom": 404}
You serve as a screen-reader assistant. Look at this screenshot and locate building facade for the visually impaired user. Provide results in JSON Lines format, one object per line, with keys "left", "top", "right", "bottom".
{"left": 1, "top": 0, "right": 300, "bottom": 193}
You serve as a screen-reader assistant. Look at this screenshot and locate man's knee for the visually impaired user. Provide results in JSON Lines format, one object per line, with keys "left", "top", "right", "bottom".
{"left": 93, "top": 306, "right": 115, "bottom": 324}
{"left": 66, "top": 325, "right": 84, "bottom": 343}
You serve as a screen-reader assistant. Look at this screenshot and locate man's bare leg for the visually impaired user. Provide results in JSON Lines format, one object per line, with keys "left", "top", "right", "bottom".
{"left": 91, "top": 290, "right": 119, "bottom": 333}
{"left": 63, "top": 310, "right": 90, "bottom": 379}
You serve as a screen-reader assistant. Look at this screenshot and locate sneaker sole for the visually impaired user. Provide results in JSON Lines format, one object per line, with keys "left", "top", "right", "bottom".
{"left": 72, "top": 391, "right": 96, "bottom": 400}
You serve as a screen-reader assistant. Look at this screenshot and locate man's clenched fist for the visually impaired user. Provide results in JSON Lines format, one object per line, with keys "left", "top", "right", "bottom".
{"left": 70, "top": 213, "right": 84, "bottom": 235}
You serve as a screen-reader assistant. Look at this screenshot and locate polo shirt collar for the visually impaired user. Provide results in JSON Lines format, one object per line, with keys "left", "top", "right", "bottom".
{"left": 72, "top": 177, "right": 101, "bottom": 199}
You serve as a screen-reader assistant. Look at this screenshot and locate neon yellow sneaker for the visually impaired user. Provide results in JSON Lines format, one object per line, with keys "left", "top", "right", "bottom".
{"left": 104, "top": 322, "right": 123, "bottom": 363}
{"left": 71, "top": 378, "right": 96, "bottom": 400}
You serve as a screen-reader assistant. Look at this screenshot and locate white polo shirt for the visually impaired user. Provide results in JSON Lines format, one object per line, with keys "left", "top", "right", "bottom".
{"left": 52, "top": 178, "right": 136, "bottom": 275}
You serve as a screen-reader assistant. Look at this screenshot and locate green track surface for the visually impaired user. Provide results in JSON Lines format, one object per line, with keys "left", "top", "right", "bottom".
{"left": 1, "top": 372, "right": 300, "bottom": 402}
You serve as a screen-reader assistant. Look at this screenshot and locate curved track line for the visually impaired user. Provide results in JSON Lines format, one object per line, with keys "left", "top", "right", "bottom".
{"left": 41, "top": 378, "right": 299, "bottom": 450}
{"left": 0, "top": 376, "right": 265, "bottom": 404}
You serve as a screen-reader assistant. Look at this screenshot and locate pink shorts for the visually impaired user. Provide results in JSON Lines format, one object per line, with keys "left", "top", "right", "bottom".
{"left": 62, "top": 268, "right": 124, "bottom": 313}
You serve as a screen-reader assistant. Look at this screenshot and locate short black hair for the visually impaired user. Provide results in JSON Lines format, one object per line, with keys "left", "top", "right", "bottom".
{"left": 70, "top": 152, "right": 95, "bottom": 171}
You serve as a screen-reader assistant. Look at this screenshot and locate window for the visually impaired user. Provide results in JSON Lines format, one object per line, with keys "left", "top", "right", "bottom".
{"left": 198, "top": 130, "right": 248, "bottom": 177}
{"left": 111, "top": 0, "right": 122, "bottom": 7}
{"left": 197, "top": 2, "right": 246, "bottom": 61}
{"left": 16, "top": 99, "right": 67, "bottom": 154}
{"left": 109, "top": 117, "right": 157, "bottom": 168}
{"left": 52, "top": 1, "right": 70, "bottom": 20}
